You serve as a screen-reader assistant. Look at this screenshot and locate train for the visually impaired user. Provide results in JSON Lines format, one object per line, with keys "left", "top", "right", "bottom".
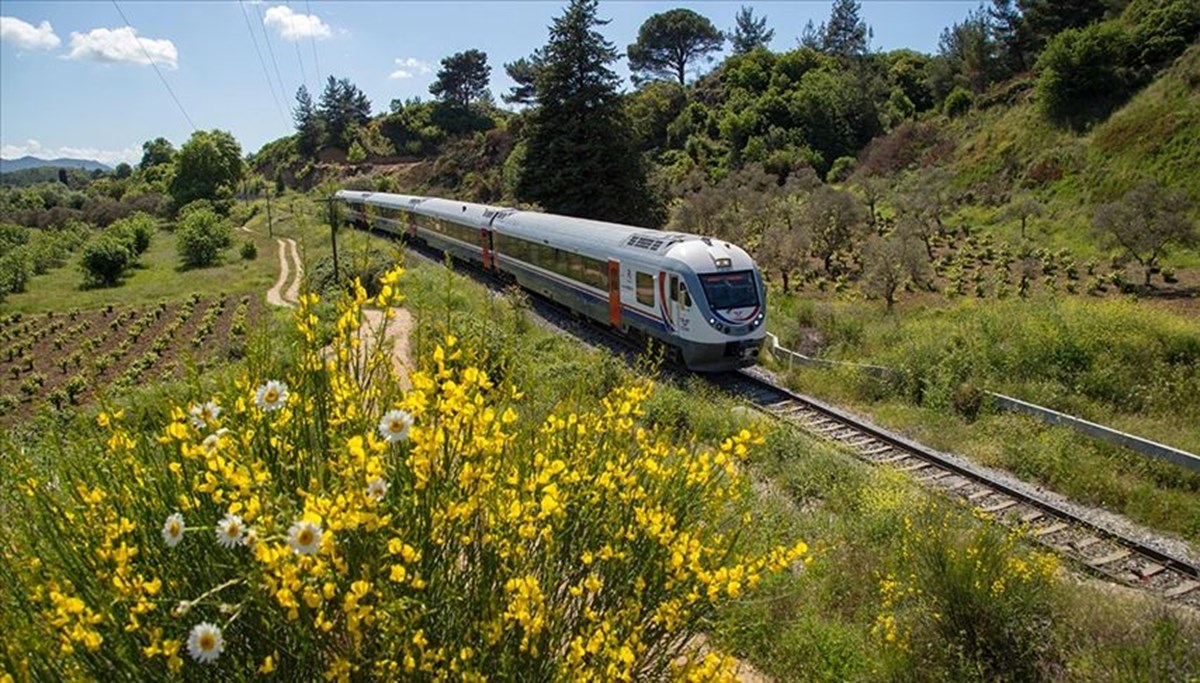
{"left": 333, "top": 190, "right": 766, "bottom": 372}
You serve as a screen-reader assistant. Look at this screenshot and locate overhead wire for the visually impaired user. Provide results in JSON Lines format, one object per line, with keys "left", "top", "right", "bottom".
{"left": 254, "top": 1, "right": 294, "bottom": 114}
{"left": 305, "top": 0, "right": 322, "bottom": 84}
{"left": 111, "top": 0, "right": 197, "bottom": 131}
{"left": 285, "top": 1, "right": 309, "bottom": 92}
{"left": 238, "top": 0, "right": 290, "bottom": 130}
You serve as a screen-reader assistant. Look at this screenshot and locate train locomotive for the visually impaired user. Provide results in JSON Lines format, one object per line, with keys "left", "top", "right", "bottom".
{"left": 334, "top": 190, "right": 766, "bottom": 372}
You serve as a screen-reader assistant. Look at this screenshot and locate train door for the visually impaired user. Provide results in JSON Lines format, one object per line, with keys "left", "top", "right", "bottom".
{"left": 667, "top": 273, "right": 692, "bottom": 333}
{"left": 607, "top": 259, "right": 622, "bottom": 327}
{"left": 480, "top": 228, "right": 494, "bottom": 270}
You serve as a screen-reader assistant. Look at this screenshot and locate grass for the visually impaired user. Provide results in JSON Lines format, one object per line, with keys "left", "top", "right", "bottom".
{"left": 762, "top": 288, "right": 1200, "bottom": 544}
{"left": 2, "top": 195, "right": 1198, "bottom": 680}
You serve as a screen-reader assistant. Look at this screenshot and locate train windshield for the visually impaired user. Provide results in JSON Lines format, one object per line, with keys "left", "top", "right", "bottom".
{"left": 699, "top": 271, "right": 758, "bottom": 310}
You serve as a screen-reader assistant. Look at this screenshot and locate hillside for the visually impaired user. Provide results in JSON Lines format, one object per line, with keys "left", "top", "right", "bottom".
{"left": 0, "top": 156, "right": 111, "bottom": 173}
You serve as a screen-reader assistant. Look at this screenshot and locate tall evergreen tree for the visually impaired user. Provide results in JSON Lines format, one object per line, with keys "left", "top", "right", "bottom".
{"left": 293, "top": 85, "right": 323, "bottom": 158}
{"left": 429, "top": 49, "right": 492, "bottom": 106}
{"left": 988, "top": 0, "right": 1033, "bottom": 74}
{"left": 822, "top": 0, "right": 870, "bottom": 58}
{"left": 626, "top": 8, "right": 724, "bottom": 86}
{"left": 1018, "top": 0, "right": 1111, "bottom": 52}
{"left": 502, "top": 55, "right": 541, "bottom": 106}
{"left": 517, "top": 0, "right": 656, "bottom": 226}
{"left": 317, "top": 75, "right": 372, "bottom": 149}
{"left": 731, "top": 5, "right": 774, "bottom": 54}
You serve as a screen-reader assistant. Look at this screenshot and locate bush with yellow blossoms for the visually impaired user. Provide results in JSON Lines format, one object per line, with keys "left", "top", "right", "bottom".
{"left": 871, "top": 506, "right": 1060, "bottom": 681}
{"left": 0, "top": 266, "right": 805, "bottom": 681}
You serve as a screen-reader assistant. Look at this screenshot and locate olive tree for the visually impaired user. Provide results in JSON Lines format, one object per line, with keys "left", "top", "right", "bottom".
{"left": 1094, "top": 182, "right": 1197, "bottom": 286}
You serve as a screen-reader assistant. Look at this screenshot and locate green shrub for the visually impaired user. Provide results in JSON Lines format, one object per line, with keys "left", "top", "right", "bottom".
{"left": 79, "top": 234, "right": 133, "bottom": 286}
{"left": 175, "top": 207, "right": 232, "bottom": 268}
{"left": 240, "top": 240, "right": 258, "bottom": 261}
{"left": 943, "top": 87, "right": 973, "bottom": 117}
{"left": 1036, "top": 22, "right": 1140, "bottom": 128}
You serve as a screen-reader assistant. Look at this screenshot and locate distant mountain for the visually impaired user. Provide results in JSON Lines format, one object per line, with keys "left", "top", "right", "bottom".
{"left": 0, "top": 156, "right": 112, "bottom": 173}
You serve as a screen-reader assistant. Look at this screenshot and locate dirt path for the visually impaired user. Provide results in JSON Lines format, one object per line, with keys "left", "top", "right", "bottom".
{"left": 266, "top": 238, "right": 297, "bottom": 308}
{"left": 283, "top": 238, "right": 303, "bottom": 304}
{"left": 360, "top": 308, "right": 414, "bottom": 390}
{"left": 264, "top": 239, "right": 413, "bottom": 387}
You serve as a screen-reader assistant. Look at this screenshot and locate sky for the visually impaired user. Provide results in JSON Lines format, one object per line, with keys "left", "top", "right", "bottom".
{"left": 0, "top": 1, "right": 979, "bottom": 166}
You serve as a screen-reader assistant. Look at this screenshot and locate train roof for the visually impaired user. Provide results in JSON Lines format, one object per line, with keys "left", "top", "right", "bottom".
{"left": 334, "top": 190, "right": 755, "bottom": 270}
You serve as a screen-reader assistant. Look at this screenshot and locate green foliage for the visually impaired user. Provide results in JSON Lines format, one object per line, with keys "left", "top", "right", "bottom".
{"left": 318, "top": 75, "right": 372, "bottom": 149}
{"left": 518, "top": 0, "right": 659, "bottom": 226}
{"left": 139, "top": 137, "right": 175, "bottom": 170}
{"left": 730, "top": 6, "right": 774, "bottom": 55}
{"left": 169, "top": 130, "right": 245, "bottom": 208}
{"left": 626, "top": 8, "right": 724, "bottom": 85}
{"left": 943, "top": 86, "right": 974, "bottom": 117}
{"left": 1036, "top": 22, "right": 1140, "bottom": 128}
{"left": 820, "top": 0, "right": 870, "bottom": 58}
{"left": 293, "top": 85, "right": 324, "bottom": 158}
{"left": 429, "top": 49, "right": 492, "bottom": 106}
{"left": 106, "top": 212, "right": 156, "bottom": 258}
{"left": 239, "top": 240, "right": 257, "bottom": 261}
{"left": 346, "top": 141, "right": 367, "bottom": 164}
{"left": 1093, "top": 181, "right": 1197, "bottom": 285}
{"left": 79, "top": 234, "right": 132, "bottom": 287}
{"left": 175, "top": 206, "right": 233, "bottom": 269}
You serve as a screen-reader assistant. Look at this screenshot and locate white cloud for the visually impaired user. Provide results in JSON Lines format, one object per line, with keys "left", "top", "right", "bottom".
{"left": 389, "top": 57, "right": 432, "bottom": 80}
{"left": 263, "top": 5, "right": 330, "bottom": 41}
{"left": 2, "top": 139, "right": 142, "bottom": 166}
{"left": 67, "top": 26, "right": 178, "bottom": 69}
{"left": 0, "top": 16, "right": 61, "bottom": 50}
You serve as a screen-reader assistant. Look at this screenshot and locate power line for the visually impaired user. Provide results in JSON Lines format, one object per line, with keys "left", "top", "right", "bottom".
{"left": 305, "top": 0, "right": 322, "bottom": 84}
{"left": 111, "top": 0, "right": 196, "bottom": 131}
{"left": 254, "top": 1, "right": 293, "bottom": 116}
{"left": 286, "top": 1, "right": 309, "bottom": 91}
{"left": 238, "top": 0, "right": 290, "bottom": 130}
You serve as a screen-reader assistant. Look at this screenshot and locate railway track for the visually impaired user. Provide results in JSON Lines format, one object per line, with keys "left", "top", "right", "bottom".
{"left": 713, "top": 367, "right": 1200, "bottom": 607}
{"left": 396, "top": 234, "right": 1200, "bottom": 606}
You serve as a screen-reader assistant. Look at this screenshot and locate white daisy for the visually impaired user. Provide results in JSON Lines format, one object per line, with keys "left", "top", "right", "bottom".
{"left": 162, "top": 512, "right": 185, "bottom": 548}
{"left": 186, "top": 622, "right": 225, "bottom": 664}
{"left": 189, "top": 400, "right": 221, "bottom": 429}
{"left": 365, "top": 478, "right": 389, "bottom": 502}
{"left": 287, "top": 519, "right": 323, "bottom": 555}
{"left": 215, "top": 513, "right": 245, "bottom": 549}
{"left": 378, "top": 409, "right": 414, "bottom": 443}
{"left": 255, "top": 380, "right": 288, "bottom": 412}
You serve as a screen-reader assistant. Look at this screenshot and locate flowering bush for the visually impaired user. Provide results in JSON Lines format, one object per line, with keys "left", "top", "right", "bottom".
{"left": 0, "top": 266, "right": 804, "bottom": 681}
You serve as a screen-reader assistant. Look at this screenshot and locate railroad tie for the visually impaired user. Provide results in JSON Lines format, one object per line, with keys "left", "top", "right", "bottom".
{"left": 1073, "top": 536, "right": 1102, "bottom": 550}
{"left": 966, "top": 489, "right": 993, "bottom": 502}
{"left": 1164, "top": 581, "right": 1199, "bottom": 599}
{"left": 1034, "top": 522, "right": 1069, "bottom": 537}
{"left": 1020, "top": 510, "right": 1044, "bottom": 524}
{"left": 1137, "top": 562, "right": 1166, "bottom": 579}
{"left": 980, "top": 499, "right": 1018, "bottom": 514}
{"left": 1087, "top": 549, "right": 1131, "bottom": 567}
{"left": 861, "top": 445, "right": 892, "bottom": 456}
{"left": 878, "top": 452, "right": 911, "bottom": 465}
{"left": 899, "top": 461, "right": 930, "bottom": 473}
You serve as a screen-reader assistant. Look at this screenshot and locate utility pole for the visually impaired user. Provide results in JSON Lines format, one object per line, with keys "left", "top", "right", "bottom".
{"left": 266, "top": 191, "right": 274, "bottom": 238}
{"left": 319, "top": 195, "right": 339, "bottom": 283}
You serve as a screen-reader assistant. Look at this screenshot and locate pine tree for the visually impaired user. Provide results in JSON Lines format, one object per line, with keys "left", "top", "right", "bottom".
{"left": 626, "top": 8, "right": 724, "bottom": 86}
{"left": 731, "top": 5, "right": 774, "bottom": 54}
{"left": 293, "top": 85, "right": 323, "bottom": 158}
{"left": 429, "top": 49, "right": 491, "bottom": 106}
{"left": 517, "top": 0, "right": 657, "bottom": 226}
{"left": 823, "top": 0, "right": 870, "bottom": 58}
{"left": 317, "top": 75, "right": 372, "bottom": 149}
{"left": 502, "top": 54, "right": 541, "bottom": 105}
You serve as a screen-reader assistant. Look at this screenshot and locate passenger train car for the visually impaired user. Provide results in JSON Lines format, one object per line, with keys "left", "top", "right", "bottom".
{"left": 334, "top": 190, "right": 766, "bottom": 372}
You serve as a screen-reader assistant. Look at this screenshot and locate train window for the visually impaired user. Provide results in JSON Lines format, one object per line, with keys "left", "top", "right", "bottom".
{"left": 679, "top": 282, "right": 692, "bottom": 307}
{"left": 636, "top": 272, "right": 654, "bottom": 306}
{"left": 582, "top": 256, "right": 606, "bottom": 289}
{"left": 568, "top": 253, "right": 584, "bottom": 281}
{"left": 700, "top": 271, "right": 757, "bottom": 310}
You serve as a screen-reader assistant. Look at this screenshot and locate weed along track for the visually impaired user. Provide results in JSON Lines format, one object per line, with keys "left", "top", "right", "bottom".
{"left": 397, "top": 236, "right": 1200, "bottom": 607}
{"left": 712, "top": 368, "right": 1200, "bottom": 607}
